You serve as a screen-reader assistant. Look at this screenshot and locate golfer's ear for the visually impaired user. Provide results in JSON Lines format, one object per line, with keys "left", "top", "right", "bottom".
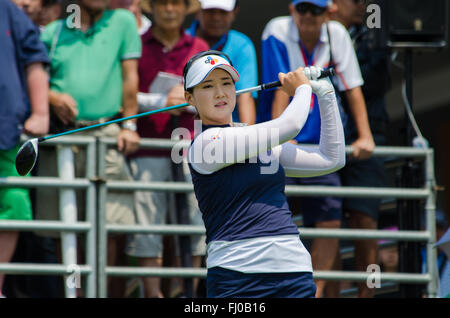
{"left": 185, "top": 91, "right": 195, "bottom": 106}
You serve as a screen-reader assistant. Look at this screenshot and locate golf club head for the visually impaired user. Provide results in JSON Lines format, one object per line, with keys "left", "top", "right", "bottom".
{"left": 15, "top": 138, "right": 39, "bottom": 176}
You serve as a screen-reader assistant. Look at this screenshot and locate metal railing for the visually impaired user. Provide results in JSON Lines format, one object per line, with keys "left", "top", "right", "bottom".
{"left": 98, "top": 137, "right": 439, "bottom": 298}
{"left": 0, "top": 136, "right": 439, "bottom": 298}
{"left": 0, "top": 136, "right": 97, "bottom": 298}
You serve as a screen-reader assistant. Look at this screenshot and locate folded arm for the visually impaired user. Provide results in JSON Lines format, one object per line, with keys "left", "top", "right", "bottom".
{"left": 271, "top": 91, "right": 346, "bottom": 177}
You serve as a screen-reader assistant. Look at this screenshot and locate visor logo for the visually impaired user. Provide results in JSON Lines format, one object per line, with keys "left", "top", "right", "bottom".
{"left": 205, "top": 56, "right": 219, "bottom": 65}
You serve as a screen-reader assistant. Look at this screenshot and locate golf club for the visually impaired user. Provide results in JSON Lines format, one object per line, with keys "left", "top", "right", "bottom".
{"left": 15, "top": 68, "right": 335, "bottom": 176}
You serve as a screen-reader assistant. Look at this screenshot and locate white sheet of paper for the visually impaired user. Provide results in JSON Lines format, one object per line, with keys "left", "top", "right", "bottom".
{"left": 149, "top": 71, "right": 183, "bottom": 94}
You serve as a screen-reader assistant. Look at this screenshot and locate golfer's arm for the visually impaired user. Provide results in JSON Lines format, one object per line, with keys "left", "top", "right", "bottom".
{"left": 188, "top": 85, "right": 312, "bottom": 175}
{"left": 26, "top": 62, "right": 49, "bottom": 116}
{"left": 344, "top": 87, "right": 373, "bottom": 140}
{"left": 121, "top": 59, "right": 139, "bottom": 121}
{"left": 273, "top": 92, "right": 346, "bottom": 177}
{"left": 237, "top": 93, "right": 256, "bottom": 125}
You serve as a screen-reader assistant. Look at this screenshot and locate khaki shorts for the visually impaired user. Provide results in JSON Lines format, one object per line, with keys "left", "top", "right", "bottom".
{"left": 34, "top": 124, "right": 135, "bottom": 238}
{"left": 125, "top": 156, "right": 206, "bottom": 258}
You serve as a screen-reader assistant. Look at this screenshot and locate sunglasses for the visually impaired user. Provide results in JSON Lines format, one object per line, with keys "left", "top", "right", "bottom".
{"left": 295, "top": 3, "right": 327, "bottom": 16}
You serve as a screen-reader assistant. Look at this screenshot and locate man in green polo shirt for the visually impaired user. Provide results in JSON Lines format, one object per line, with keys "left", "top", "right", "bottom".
{"left": 37, "top": 0, "right": 141, "bottom": 297}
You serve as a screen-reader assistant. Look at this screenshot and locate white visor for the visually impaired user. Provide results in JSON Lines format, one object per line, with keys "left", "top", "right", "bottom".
{"left": 185, "top": 54, "right": 240, "bottom": 90}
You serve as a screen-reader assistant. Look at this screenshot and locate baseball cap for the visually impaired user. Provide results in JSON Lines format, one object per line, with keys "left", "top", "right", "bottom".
{"left": 292, "top": 0, "right": 330, "bottom": 8}
{"left": 200, "top": 0, "right": 236, "bottom": 11}
{"left": 184, "top": 54, "right": 240, "bottom": 90}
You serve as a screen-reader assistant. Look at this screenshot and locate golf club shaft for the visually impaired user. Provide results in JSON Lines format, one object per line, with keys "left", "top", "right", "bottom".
{"left": 40, "top": 68, "right": 334, "bottom": 142}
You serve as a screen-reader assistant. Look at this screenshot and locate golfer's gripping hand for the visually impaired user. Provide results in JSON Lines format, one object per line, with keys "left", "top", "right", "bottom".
{"left": 278, "top": 67, "right": 311, "bottom": 96}
{"left": 304, "top": 66, "right": 335, "bottom": 98}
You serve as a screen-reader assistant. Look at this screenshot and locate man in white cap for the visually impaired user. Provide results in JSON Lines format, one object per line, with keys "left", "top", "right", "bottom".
{"left": 187, "top": 0, "right": 258, "bottom": 125}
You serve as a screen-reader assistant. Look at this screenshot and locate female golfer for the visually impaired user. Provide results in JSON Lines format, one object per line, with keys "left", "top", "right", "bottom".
{"left": 184, "top": 51, "right": 345, "bottom": 298}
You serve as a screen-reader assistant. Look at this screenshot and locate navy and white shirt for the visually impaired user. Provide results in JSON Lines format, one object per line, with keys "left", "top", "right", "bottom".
{"left": 187, "top": 85, "right": 346, "bottom": 273}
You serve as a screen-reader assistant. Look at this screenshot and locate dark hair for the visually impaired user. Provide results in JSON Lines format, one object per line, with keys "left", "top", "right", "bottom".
{"left": 182, "top": 50, "right": 234, "bottom": 91}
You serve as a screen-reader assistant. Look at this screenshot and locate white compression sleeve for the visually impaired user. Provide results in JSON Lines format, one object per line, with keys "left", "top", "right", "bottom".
{"left": 188, "top": 84, "right": 313, "bottom": 174}
{"left": 271, "top": 91, "right": 346, "bottom": 177}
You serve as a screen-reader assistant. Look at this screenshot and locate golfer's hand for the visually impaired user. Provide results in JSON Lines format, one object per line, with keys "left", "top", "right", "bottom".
{"left": 304, "top": 66, "right": 335, "bottom": 98}
{"left": 117, "top": 129, "right": 140, "bottom": 155}
{"left": 350, "top": 135, "right": 375, "bottom": 160}
{"left": 23, "top": 112, "right": 49, "bottom": 136}
{"left": 166, "top": 84, "right": 185, "bottom": 116}
{"left": 50, "top": 92, "right": 78, "bottom": 125}
{"left": 279, "top": 67, "right": 311, "bottom": 96}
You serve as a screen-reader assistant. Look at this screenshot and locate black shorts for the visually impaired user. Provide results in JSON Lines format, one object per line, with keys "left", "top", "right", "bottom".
{"left": 339, "top": 156, "right": 386, "bottom": 220}
{"left": 286, "top": 172, "right": 342, "bottom": 227}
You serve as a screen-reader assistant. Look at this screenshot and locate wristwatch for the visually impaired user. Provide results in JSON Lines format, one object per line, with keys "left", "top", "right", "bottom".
{"left": 122, "top": 120, "right": 137, "bottom": 132}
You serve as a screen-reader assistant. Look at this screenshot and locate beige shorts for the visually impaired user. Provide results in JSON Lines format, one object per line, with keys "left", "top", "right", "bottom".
{"left": 34, "top": 124, "right": 135, "bottom": 238}
{"left": 125, "top": 156, "right": 206, "bottom": 258}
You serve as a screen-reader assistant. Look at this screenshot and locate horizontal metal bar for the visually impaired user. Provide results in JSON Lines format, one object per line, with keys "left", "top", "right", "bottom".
{"left": 285, "top": 186, "right": 430, "bottom": 198}
{"left": 105, "top": 266, "right": 430, "bottom": 284}
{"left": 106, "top": 224, "right": 429, "bottom": 242}
{"left": 39, "top": 136, "right": 97, "bottom": 146}
{"left": 314, "top": 271, "right": 431, "bottom": 284}
{"left": 107, "top": 224, "right": 205, "bottom": 235}
{"left": 107, "top": 181, "right": 193, "bottom": 192}
{"left": 106, "top": 181, "right": 429, "bottom": 199}
{"left": 20, "top": 135, "right": 97, "bottom": 146}
{"left": 100, "top": 137, "right": 430, "bottom": 158}
{"left": 107, "top": 266, "right": 205, "bottom": 278}
{"left": 0, "top": 263, "right": 91, "bottom": 275}
{"left": 0, "top": 220, "right": 91, "bottom": 232}
{"left": 299, "top": 228, "right": 430, "bottom": 241}
{"left": 0, "top": 177, "right": 90, "bottom": 189}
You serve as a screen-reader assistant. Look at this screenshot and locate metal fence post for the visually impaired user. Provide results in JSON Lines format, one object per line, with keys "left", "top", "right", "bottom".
{"left": 57, "top": 146, "right": 78, "bottom": 298}
{"left": 425, "top": 149, "right": 438, "bottom": 297}
{"left": 96, "top": 139, "right": 108, "bottom": 298}
{"left": 85, "top": 139, "right": 97, "bottom": 298}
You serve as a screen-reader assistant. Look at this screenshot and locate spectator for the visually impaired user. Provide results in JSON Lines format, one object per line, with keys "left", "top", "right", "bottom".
{"left": 36, "top": 0, "right": 61, "bottom": 29}
{"left": 125, "top": 0, "right": 208, "bottom": 298}
{"left": 258, "top": 0, "right": 374, "bottom": 298}
{"left": 331, "top": 0, "right": 391, "bottom": 298}
{"left": 0, "top": 0, "right": 49, "bottom": 298}
{"left": 110, "top": 0, "right": 152, "bottom": 35}
{"left": 36, "top": 0, "right": 141, "bottom": 297}
{"left": 186, "top": 0, "right": 257, "bottom": 125}
{"left": 377, "top": 227, "right": 399, "bottom": 273}
{"left": 11, "top": 0, "right": 42, "bottom": 24}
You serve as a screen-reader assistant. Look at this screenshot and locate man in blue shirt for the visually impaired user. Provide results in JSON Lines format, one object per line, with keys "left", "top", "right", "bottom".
{"left": 0, "top": 0, "right": 49, "bottom": 297}
{"left": 187, "top": 0, "right": 258, "bottom": 125}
